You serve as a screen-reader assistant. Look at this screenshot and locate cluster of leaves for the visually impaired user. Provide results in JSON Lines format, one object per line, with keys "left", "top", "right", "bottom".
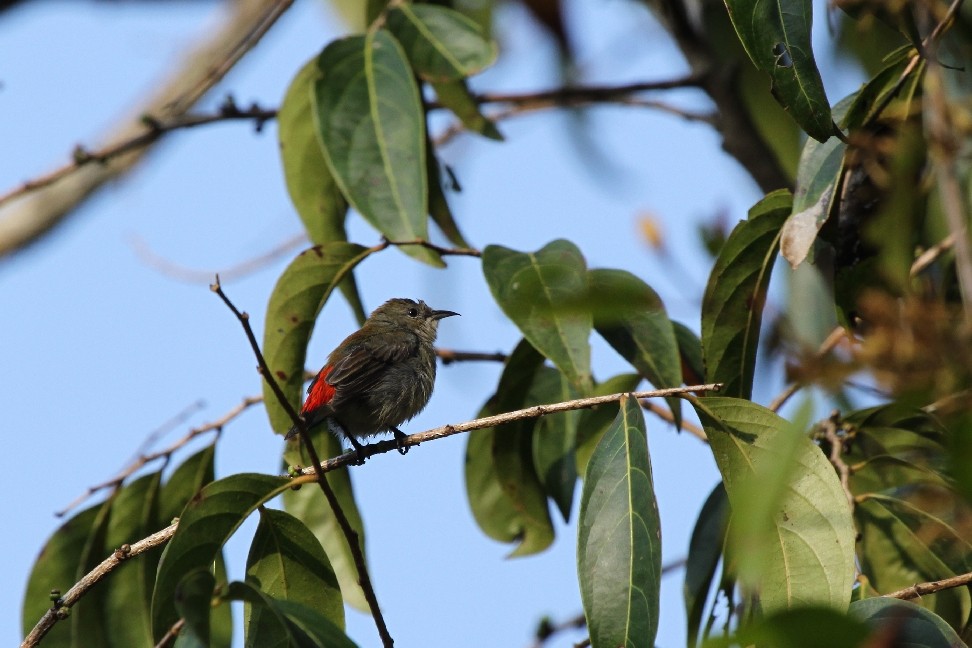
{"left": 21, "top": 0, "right": 972, "bottom": 646}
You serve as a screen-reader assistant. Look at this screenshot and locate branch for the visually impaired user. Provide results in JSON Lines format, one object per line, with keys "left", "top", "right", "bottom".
{"left": 883, "top": 570, "right": 972, "bottom": 600}
{"left": 210, "top": 278, "right": 394, "bottom": 648}
{"left": 641, "top": 400, "right": 707, "bottom": 442}
{"left": 295, "top": 384, "right": 722, "bottom": 473}
{"left": 0, "top": 0, "right": 293, "bottom": 258}
{"left": 21, "top": 522, "right": 179, "bottom": 648}
{"left": 55, "top": 394, "right": 263, "bottom": 518}
{"left": 819, "top": 410, "right": 854, "bottom": 510}
{"left": 435, "top": 348, "right": 508, "bottom": 364}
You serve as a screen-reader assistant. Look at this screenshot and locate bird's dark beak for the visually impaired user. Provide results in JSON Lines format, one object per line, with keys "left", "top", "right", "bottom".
{"left": 432, "top": 309, "right": 460, "bottom": 320}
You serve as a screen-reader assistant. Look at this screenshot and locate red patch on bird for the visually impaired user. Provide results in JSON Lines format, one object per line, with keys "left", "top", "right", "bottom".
{"left": 302, "top": 365, "right": 335, "bottom": 413}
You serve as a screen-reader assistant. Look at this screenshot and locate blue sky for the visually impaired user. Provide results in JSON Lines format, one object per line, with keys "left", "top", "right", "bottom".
{"left": 1, "top": 1, "right": 861, "bottom": 646}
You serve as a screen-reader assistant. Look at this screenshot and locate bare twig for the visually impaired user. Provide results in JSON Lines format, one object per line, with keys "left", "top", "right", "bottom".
{"left": 820, "top": 411, "right": 854, "bottom": 509}
{"left": 641, "top": 400, "right": 708, "bottom": 442}
{"left": 210, "top": 277, "right": 394, "bottom": 648}
{"left": 152, "top": 619, "right": 185, "bottom": 648}
{"left": 382, "top": 237, "right": 481, "bottom": 257}
{"left": 884, "top": 570, "right": 972, "bottom": 600}
{"left": 768, "top": 326, "right": 848, "bottom": 412}
{"left": 435, "top": 348, "right": 508, "bottom": 364}
{"left": 56, "top": 395, "right": 263, "bottom": 518}
{"left": 295, "top": 384, "right": 723, "bottom": 473}
{"left": 21, "top": 522, "right": 179, "bottom": 648}
{"left": 130, "top": 231, "right": 305, "bottom": 283}
{"left": 0, "top": 0, "right": 294, "bottom": 258}
{"left": 911, "top": 232, "right": 957, "bottom": 277}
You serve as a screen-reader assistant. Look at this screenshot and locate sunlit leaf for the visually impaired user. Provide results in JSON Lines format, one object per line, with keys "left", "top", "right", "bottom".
{"left": 385, "top": 4, "right": 497, "bottom": 81}
{"left": 723, "top": 0, "right": 834, "bottom": 140}
{"left": 483, "top": 240, "right": 592, "bottom": 391}
{"left": 244, "top": 507, "right": 344, "bottom": 645}
{"left": 313, "top": 31, "right": 442, "bottom": 267}
{"left": 575, "top": 373, "right": 642, "bottom": 477}
{"left": 701, "top": 190, "right": 791, "bottom": 399}
{"left": 704, "top": 606, "right": 872, "bottom": 648}
{"left": 693, "top": 397, "right": 856, "bottom": 612}
{"left": 578, "top": 397, "right": 661, "bottom": 647}
{"left": 152, "top": 474, "right": 292, "bottom": 642}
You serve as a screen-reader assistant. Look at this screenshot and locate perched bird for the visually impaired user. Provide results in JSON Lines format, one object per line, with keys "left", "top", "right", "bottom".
{"left": 287, "top": 298, "right": 459, "bottom": 457}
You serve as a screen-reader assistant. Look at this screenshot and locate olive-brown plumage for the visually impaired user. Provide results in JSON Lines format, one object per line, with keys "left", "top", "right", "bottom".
{"left": 287, "top": 298, "right": 459, "bottom": 453}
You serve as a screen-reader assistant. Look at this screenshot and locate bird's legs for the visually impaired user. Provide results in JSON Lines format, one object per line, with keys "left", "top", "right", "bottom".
{"left": 390, "top": 426, "right": 410, "bottom": 455}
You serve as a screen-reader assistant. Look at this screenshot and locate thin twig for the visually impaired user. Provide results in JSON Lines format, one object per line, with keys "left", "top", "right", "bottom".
{"left": 820, "top": 411, "right": 854, "bottom": 509}
{"left": 768, "top": 326, "right": 847, "bottom": 412}
{"left": 295, "top": 384, "right": 723, "bottom": 473}
{"left": 883, "top": 571, "right": 972, "bottom": 600}
{"left": 462, "top": 76, "right": 707, "bottom": 108}
{"left": 56, "top": 395, "right": 263, "bottom": 518}
{"left": 21, "top": 522, "right": 179, "bottom": 648}
{"left": 210, "top": 277, "right": 394, "bottom": 648}
{"left": 911, "top": 232, "right": 957, "bottom": 277}
{"left": 435, "top": 348, "right": 508, "bottom": 364}
{"left": 641, "top": 401, "right": 708, "bottom": 442}
{"left": 152, "top": 619, "right": 185, "bottom": 648}
{"left": 382, "top": 237, "right": 481, "bottom": 257}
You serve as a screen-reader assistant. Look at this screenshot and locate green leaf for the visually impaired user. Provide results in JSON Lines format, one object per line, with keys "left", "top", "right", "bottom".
{"left": 158, "top": 444, "right": 216, "bottom": 525}
{"left": 431, "top": 79, "right": 503, "bottom": 140}
{"left": 723, "top": 0, "right": 833, "bottom": 140}
{"left": 530, "top": 368, "right": 579, "bottom": 522}
{"left": 701, "top": 190, "right": 791, "bottom": 400}
{"left": 425, "top": 137, "right": 471, "bottom": 247}
{"left": 849, "top": 598, "right": 967, "bottom": 647}
{"left": 672, "top": 320, "right": 705, "bottom": 386}
{"left": 278, "top": 56, "right": 366, "bottom": 322}
{"left": 575, "top": 373, "right": 642, "bottom": 477}
{"left": 856, "top": 495, "right": 971, "bottom": 629}
{"left": 385, "top": 4, "right": 497, "bottom": 82}
{"left": 174, "top": 568, "right": 216, "bottom": 646}
{"left": 103, "top": 472, "right": 163, "bottom": 648}
{"left": 483, "top": 240, "right": 592, "bottom": 391}
{"left": 465, "top": 339, "right": 554, "bottom": 555}
{"left": 262, "top": 242, "right": 372, "bottom": 435}
{"left": 589, "top": 268, "right": 682, "bottom": 426}
{"left": 685, "top": 483, "right": 729, "bottom": 647}
{"left": 313, "top": 31, "right": 442, "bottom": 267}
{"left": 705, "top": 606, "right": 873, "bottom": 648}
{"left": 152, "top": 473, "right": 292, "bottom": 641}
{"left": 578, "top": 397, "right": 661, "bottom": 648}
{"left": 22, "top": 502, "right": 109, "bottom": 647}
{"left": 226, "top": 581, "right": 358, "bottom": 648}
{"left": 693, "top": 397, "right": 856, "bottom": 612}
{"left": 245, "top": 507, "right": 344, "bottom": 645}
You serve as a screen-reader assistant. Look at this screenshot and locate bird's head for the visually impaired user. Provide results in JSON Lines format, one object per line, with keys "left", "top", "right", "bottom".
{"left": 370, "top": 298, "right": 459, "bottom": 342}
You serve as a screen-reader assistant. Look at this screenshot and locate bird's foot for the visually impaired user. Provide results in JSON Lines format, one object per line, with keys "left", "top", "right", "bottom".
{"left": 346, "top": 433, "right": 368, "bottom": 465}
{"left": 392, "top": 427, "right": 410, "bottom": 455}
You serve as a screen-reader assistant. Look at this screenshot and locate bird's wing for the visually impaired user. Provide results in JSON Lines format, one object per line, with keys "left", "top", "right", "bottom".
{"left": 325, "top": 334, "right": 418, "bottom": 408}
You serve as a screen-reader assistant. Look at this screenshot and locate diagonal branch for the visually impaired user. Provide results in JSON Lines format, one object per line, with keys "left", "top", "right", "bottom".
{"left": 884, "top": 570, "right": 972, "bottom": 600}
{"left": 210, "top": 277, "right": 394, "bottom": 648}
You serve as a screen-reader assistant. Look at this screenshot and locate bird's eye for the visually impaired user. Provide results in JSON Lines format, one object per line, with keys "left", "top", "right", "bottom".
{"left": 407, "top": 308, "right": 419, "bottom": 317}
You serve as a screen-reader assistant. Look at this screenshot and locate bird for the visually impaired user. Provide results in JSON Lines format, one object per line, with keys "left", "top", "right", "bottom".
{"left": 286, "top": 298, "right": 459, "bottom": 459}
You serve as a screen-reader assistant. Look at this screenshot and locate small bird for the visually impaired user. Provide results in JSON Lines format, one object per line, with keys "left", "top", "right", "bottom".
{"left": 287, "top": 298, "right": 459, "bottom": 458}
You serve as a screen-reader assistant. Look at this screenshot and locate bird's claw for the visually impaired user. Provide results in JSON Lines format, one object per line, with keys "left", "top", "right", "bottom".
{"left": 392, "top": 428, "right": 410, "bottom": 455}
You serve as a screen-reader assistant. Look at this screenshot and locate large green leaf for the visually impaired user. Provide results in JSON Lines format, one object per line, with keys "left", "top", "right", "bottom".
{"left": 174, "top": 568, "right": 216, "bottom": 646}
{"left": 464, "top": 339, "right": 554, "bottom": 556}
{"left": 685, "top": 483, "right": 729, "bottom": 646}
{"left": 226, "top": 581, "right": 357, "bottom": 648}
{"left": 277, "top": 57, "right": 366, "bottom": 322}
{"left": 313, "top": 31, "right": 441, "bottom": 267}
{"left": 849, "top": 598, "right": 967, "bottom": 647}
{"left": 693, "top": 397, "right": 856, "bottom": 613}
{"left": 701, "top": 190, "right": 791, "bottom": 400}
{"left": 483, "top": 240, "right": 592, "bottom": 391}
{"left": 152, "top": 474, "right": 292, "bottom": 641}
{"left": 425, "top": 136, "right": 471, "bottom": 247}
{"left": 283, "top": 428, "right": 368, "bottom": 611}
{"left": 262, "top": 242, "right": 371, "bottom": 435}
{"left": 704, "top": 606, "right": 872, "bottom": 648}
{"left": 22, "top": 502, "right": 109, "bottom": 647}
{"left": 578, "top": 397, "right": 661, "bottom": 648}
{"left": 245, "top": 507, "right": 344, "bottom": 645}
{"left": 589, "top": 268, "right": 682, "bottom": 426}
{"left": 70, "top": 493, "right": 114, "bottom": 647}
{"left": 723, "top": 0, "right": 833, "bottom": 140}
{"left": 431, "top": 79, "right": 503, "bottom": 140}
{"left": 103, "top": 472, "right": 163, "bottom": 648}
{"left": 385, "top": 4, "right": 497, "bottom": 82}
